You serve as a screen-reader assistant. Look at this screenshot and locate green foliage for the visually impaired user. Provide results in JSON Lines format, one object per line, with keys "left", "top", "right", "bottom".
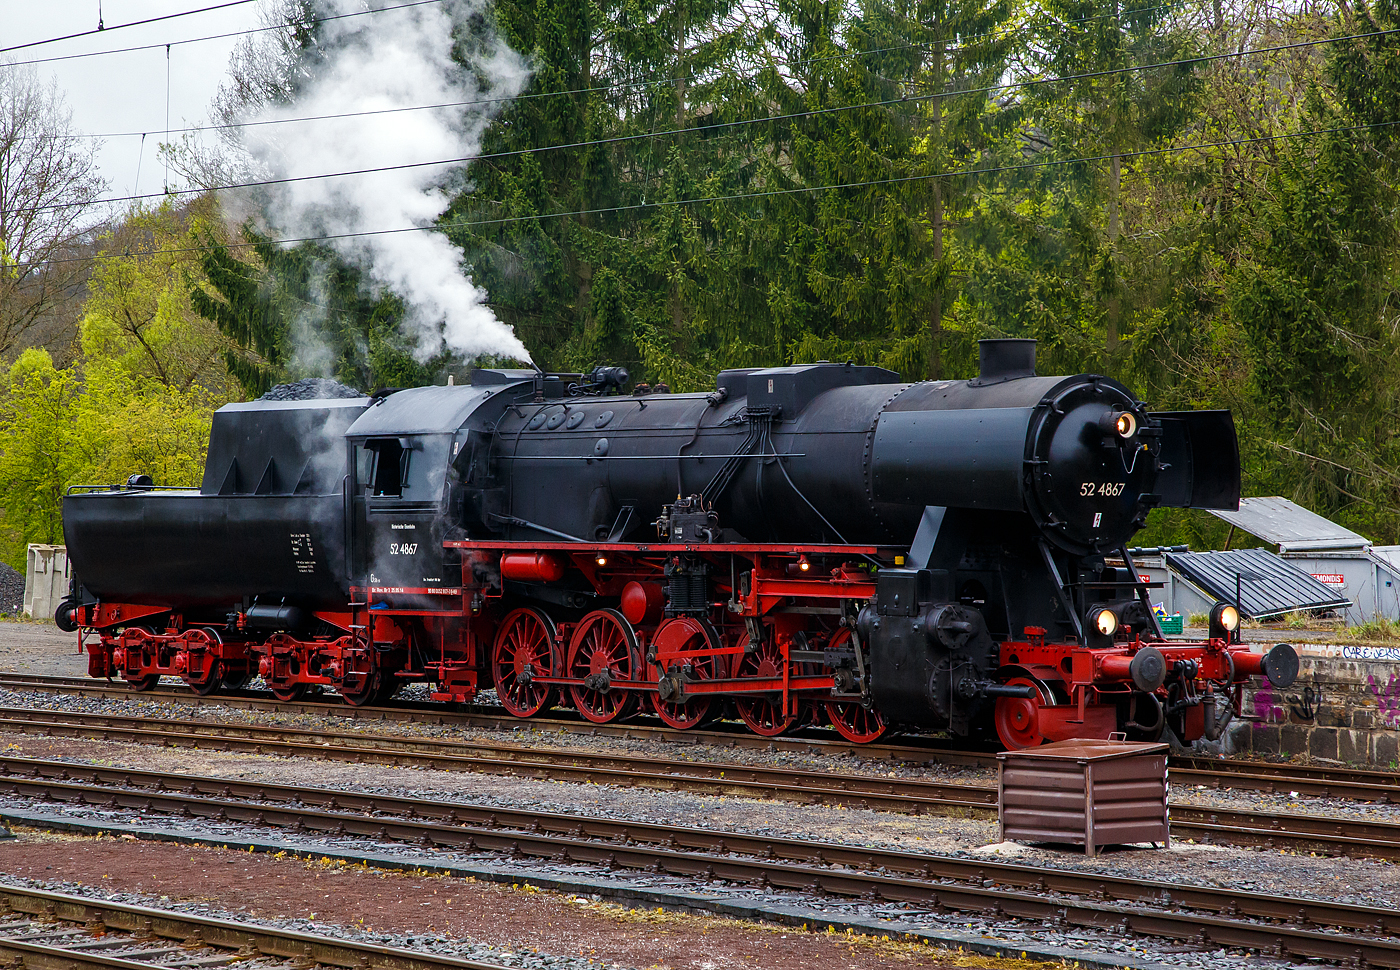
{"left": 0, "top": 349, "right": 217, "bottom": 569}
{"left": 189, "top": 230, "right": 447, "bottom": 396}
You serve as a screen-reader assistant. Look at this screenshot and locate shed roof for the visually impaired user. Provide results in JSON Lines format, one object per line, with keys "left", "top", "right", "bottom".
{"left": 1208, "top": 496, "right": 1369, "bottom": 552}
{"left": 1164, "top": 548, "right": 1351, "bottom": 619}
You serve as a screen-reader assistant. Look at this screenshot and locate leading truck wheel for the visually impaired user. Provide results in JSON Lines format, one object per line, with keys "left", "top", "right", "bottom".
{"left": 825, "top": 701, "right": 888, "bottom": 744}
{"left": 993, "top": 677, "right": 1055, "bottom": 749}
{"left": 492, "top": 607, "right": 559, "bottom": 718}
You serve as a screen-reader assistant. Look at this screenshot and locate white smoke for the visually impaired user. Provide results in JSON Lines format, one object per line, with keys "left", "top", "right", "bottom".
{"left": 240, "top": 0, "right": 530, "bottom": 362}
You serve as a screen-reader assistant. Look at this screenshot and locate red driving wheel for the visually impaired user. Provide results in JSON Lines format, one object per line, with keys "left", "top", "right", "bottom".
{"left": 568, "top": 610, "right": 640, "bottom": 723}
{"left": 492, "top": 607, "right": 559, "bottom": 718}
{"left": 649, "top": 616, "right": 720, "bottom": 730}
{"left": 733, "top": 633, "right": 797, "bottom": 737}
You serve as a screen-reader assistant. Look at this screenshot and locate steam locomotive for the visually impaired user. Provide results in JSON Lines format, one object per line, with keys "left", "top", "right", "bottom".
{"left": 59, "top": 339, "right": 1299, "bottom": 748}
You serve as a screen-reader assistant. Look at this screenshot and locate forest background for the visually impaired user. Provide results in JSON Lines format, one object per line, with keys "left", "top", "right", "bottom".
{"left": 1, "top": 0, "right": 1398, "bottom": 570}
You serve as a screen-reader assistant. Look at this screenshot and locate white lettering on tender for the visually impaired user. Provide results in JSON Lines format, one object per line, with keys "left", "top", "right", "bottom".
{"left": 290, "top": 532, "right": 316, "bottom": 574}
{"left": 391, "top": 523, "right": 416, "bottom": 530}
{"left": 389, "top": 542, "right": 419, "bottom": 555}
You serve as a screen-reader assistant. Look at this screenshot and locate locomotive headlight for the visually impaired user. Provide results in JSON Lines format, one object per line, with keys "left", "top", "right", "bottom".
{"left": 1084, "top": 604, "right": 1120, "bottom": 648}
{"left": 1209, "top": 601, "right": 1241, "bottom": 640}
{"left": 1093, "top": 607, "right": 1120, "bottom": 637}
{"left": 1097, "top": 408, "right": 1138, "bottom": 441}
{"left": 595, "top": 555, "right": 608, "bottom": 567}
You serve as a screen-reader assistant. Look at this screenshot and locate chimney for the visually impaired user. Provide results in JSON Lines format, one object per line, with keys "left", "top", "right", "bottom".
{"left": 972, "top": 339, "right": 1037, "bottom": 386}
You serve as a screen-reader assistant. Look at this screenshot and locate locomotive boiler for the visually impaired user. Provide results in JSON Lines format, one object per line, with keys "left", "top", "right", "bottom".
{"left": 60, "top": 339, "right": 1299, "bottom": 747}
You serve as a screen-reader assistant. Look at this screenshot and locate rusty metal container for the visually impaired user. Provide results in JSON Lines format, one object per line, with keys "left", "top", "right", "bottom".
{"left": 997, "top": 738, "right": 1169, "bottom": 856}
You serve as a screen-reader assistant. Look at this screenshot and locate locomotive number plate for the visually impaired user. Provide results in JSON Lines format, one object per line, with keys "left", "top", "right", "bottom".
{"left": 1079, "top": 482, "right": 1126, "bottom": 497}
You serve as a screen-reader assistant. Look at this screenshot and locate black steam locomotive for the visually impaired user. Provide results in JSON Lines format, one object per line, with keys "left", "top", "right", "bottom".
{"left": 60, "top": 339, "right": 1298, "bottom": 747}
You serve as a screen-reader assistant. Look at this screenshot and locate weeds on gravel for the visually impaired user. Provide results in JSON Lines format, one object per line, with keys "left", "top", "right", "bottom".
{"left": 563, "top": 896, "right": 1070, "bottom": 969}
{"left": 1341, "top": 617, "right": 1400, "bottom": 644}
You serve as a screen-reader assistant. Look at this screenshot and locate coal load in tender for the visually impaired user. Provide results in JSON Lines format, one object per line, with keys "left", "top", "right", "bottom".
{"left": 257, "top": 378, "right": 364, "bottom": 401}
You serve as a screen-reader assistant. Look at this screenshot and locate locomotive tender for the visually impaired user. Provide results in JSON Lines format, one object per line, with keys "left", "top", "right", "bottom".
{"left": 60, "top": 339, "right": 1299, "bottom": 747}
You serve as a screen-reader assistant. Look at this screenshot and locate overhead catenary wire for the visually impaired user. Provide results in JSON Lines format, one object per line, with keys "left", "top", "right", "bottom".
{"left": 5, "top": 22, "right": 1397, "bottom": 222}
{"left": 13, "top": 115, "right": 1400, "bottom": 273}
{"left": 10, "top": 1, "right": 1176, "bottom": 136}
{"left": 1, "top": 0, "right": 454, "bottom": 69}
{"left": 0, "top": 0, "right": 260, "bottom": 55}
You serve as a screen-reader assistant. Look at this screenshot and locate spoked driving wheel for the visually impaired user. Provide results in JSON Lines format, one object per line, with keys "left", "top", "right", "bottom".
{"left": 568, "top": 609, "right": 640, "bottom": 723}
{"left": 492, "top": 607, "right": 559, "bottom": 718}
{"left": 271, "top": 684, "right": 309, "bottom": 702}
{"left": 649, "top": 616, "right": 721, "bottom": 730}
{"left": 733, "top": 632, "right": 798, "bottom": 737}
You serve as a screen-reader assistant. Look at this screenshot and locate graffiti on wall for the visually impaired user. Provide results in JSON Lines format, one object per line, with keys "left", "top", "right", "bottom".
{"left": 1251, "top": 687, "right": 1287, "bottom": 723}
{"left": 1369, "top": 672, "right": 1400, "bottom": 729}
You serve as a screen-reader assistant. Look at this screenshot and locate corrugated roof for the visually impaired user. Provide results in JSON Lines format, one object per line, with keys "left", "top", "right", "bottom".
{"left": 1370, "top": 546, "right": 1400, "bottom": 571}
{"left": 1208, "top": 496, "right": 1369, "bottom": 552}
{"left": 1164, "top": 548, "right": 1352, "bottom": 619}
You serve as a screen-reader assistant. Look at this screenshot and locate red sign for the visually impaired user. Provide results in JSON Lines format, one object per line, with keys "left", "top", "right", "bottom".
{"left": 1139, "top": 574, "right": 1152, "bottom": 583}
{"left": 1311, "top": 573, "right": 1345, "bottom": 586}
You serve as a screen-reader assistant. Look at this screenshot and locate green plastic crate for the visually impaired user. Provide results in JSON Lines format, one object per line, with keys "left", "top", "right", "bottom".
{"left": 1158, "top": 613, "right": 1184, "bottom": 634}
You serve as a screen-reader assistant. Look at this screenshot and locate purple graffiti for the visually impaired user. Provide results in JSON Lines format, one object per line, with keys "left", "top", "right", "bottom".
{"left": 1368, "top": 673, "right": 1400, "bottom": 729}
{"left": 1251, "top": 687, "right": 1286, "bottom": 724}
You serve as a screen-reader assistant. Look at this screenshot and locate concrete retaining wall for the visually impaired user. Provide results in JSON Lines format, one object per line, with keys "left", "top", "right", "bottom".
{"left": 1215, "top": 644, "right": 1400, "bottom": 767}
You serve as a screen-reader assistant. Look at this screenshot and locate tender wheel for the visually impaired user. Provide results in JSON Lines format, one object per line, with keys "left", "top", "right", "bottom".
{"left": 121, "top": 626, "right": 160, "bottom": 692}
{"left": 568, "top": 609, "right": 640, "bottom": 724}
{"left": 993, "top": 677, "right": 1055, "bottom": 749}
{"left": 220, "top": 670, "right": 253, "bottom": 691}
{"left": 271, "top": 684, "right": 309, "bottom": 702}
{"left": 336, "top": 640, "right": 381, "bottom": 707}
{"left": 733, "top": 633, "right": 797, "bottom": 737}
{"left": 649, "top": 617, "right": 720, "bottom": 730}
{"left": 492, "top": 607, "right": 559, "bottom": 718}
{"left": 184, "top": 628, "right": 224, "bottom": 696}
{"left": 825, "top": 701, "right": 888, "bottom": 744}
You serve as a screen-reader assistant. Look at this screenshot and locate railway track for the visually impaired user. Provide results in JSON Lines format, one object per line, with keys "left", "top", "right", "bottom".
{"left": 0, "top": 706, "right": 1396, "bottom": 858}
{"left": 0, "top": 707, "right": 991, "bottom": 814}
{"left": 0, "top": 756, "right": 1395, "bottom": 967}
{"left": 3, "top": 672, "right": 1399, "bottom": 803}
{"left": 0, "top": 883, "right": 509, "bottom": 970}
{"left": 0, "top": 673, "right": 996, "bottom": 767}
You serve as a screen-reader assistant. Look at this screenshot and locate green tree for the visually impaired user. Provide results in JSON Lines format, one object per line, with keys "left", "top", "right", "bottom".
{"left": 80, "top": 198, "right": 237, "bottom": 395}
{"left": 190, "top": 229, "right": 446, "bottom": 397}
{"left": 0, "top": 348, "right": 216, "bottom": 568}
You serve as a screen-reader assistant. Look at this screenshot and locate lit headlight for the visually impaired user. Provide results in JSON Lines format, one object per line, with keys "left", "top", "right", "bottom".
{"left": 1093, "top": 607, "right": 1119, "bottom": 637}
{"left": 1209, "top": 601, "right": 1241, "bottom": 640}
{"left": 1114, "top": 411, "right": 1137, "bottom": 438}
{"left": 1217, "top": 604, "right": 1239, "bottom": 631}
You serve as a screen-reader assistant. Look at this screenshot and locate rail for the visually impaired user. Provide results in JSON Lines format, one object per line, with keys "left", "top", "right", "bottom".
{"left": 0, "top": 758, "right": 1395, "bottom": 967}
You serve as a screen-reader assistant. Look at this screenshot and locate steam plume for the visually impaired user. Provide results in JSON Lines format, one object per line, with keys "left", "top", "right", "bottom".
{"left": 241, "top": 0, "right": 530, "bottom": 362}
